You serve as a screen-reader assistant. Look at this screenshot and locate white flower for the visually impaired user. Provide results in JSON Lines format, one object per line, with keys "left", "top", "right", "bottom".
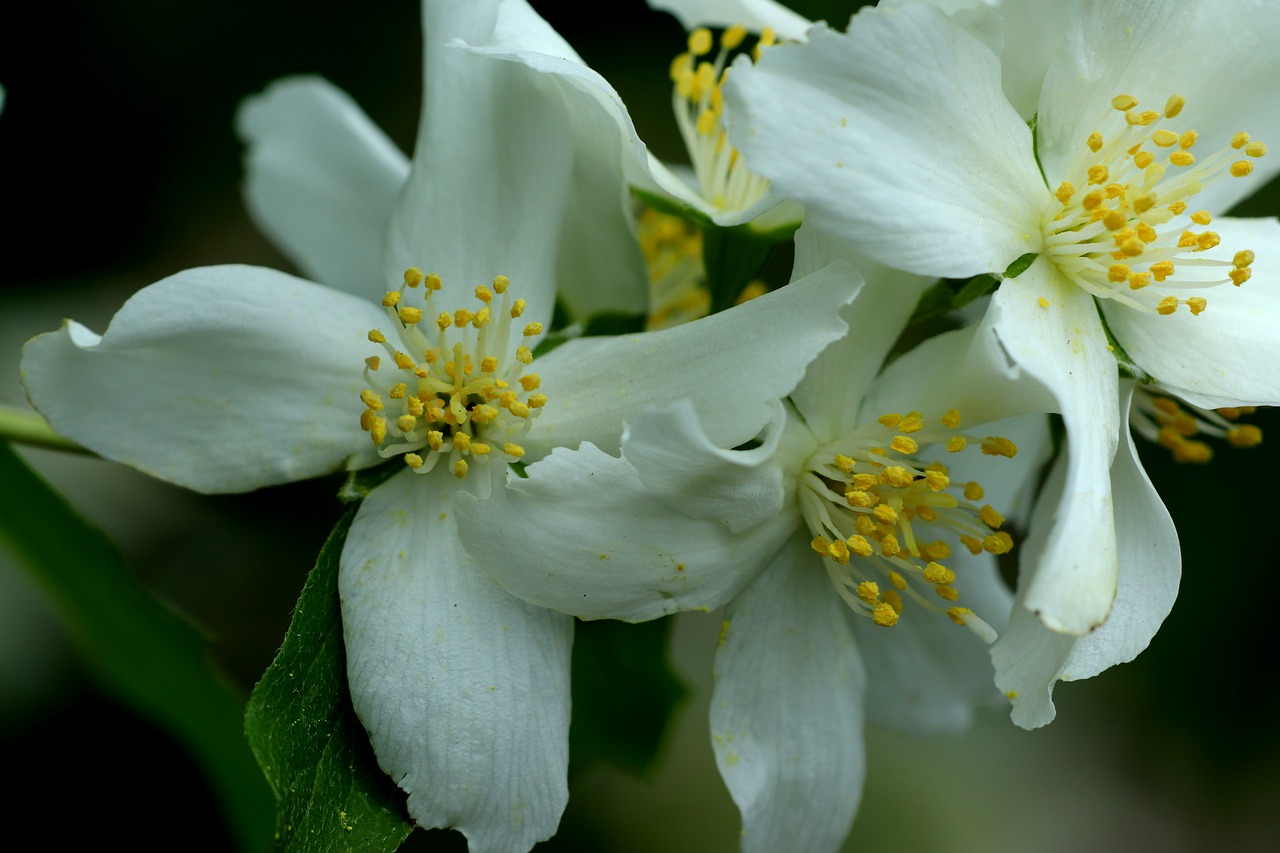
{"left": 724, "top": 1, "right": 1280, "bottom": 646}
{"left": 18, "top": 3, "right": 860, "bottom": 850}
{"left": 454, "top": 226, "right": 1058, "bottom": 850}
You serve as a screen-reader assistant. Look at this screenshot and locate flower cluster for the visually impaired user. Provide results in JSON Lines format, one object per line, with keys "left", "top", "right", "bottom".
{"left": 16, "top": 1, "right": 1280, "bottom": 852}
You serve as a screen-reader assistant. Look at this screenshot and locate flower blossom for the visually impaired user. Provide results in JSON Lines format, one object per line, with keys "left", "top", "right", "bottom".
{"left": 455, "top": 226, "right": 1063, "bottom": 849}
{"left": 19, "top": 2, "right": 860, "bottom": 850}
{"left": 724, "top": 0, "right": 1280, "bottom": 676}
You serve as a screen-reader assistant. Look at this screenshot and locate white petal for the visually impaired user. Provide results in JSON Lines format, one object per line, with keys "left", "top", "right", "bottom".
{"left": 622, "top": 399, "right": 789, "bottom": 534}
{"left": 726, "top": 6, "right": 1046, "bottom": 278}
{"left": 454, "top": 441, "right": 796, "bottom": 622}
{"left": 988, "top": 260, "right": 1120, "bottom": 635}
{"left": 1036, "top": 1, "right": 1280, "bottom": 209}
{"left": 236, "top": 76, "right": 409, "bottom": 296}
{"left": 461, "top": 1, "right": 651, "bottom": 317}
{"left": 984, "top": 0, "right": 1075, "bottom": 120}
{"left": 19, "top": 266, "right": 383, "bottom": 493}
{"left": 647, "top": 0, "right": 813, "bottom": 41}
{"left": 856, "top": 547, "right": 1011, "bottom": 734}
{"left": 789, "top": 224, "right": 930, "bottom": 441}
{"left": 340, "top": 467, "right": 573, "bottom": 852}
{"left": 1102, "top": 216, "right": 1280, "bottom": 409}
{"left": 711, "top": 534, "right": 866, "bottom": 853}
{"left": 529, "top": 261, "right": 859, "bottom": 457}
{"left": 1062, "top": 383, "right": 1179, "bottom": 680}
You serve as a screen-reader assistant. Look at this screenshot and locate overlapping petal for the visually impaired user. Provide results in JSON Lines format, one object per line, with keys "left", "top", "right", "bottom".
{"left": 236, "top": 76, "right": 409, "bottom": 296}
{"left": 648, "top": 0, "right": 812, "bottom": 41}
{"left": 340, "top": 467, "right": 573, "bottom": 852}
{"left": 726, "top": 4, "right": 1046, "bottom": 278}
{"left": 20, "top": 265, "right": 384, "bottom": 493}
{"left": 710, "top": 533, "right": 866, "bottom": 853}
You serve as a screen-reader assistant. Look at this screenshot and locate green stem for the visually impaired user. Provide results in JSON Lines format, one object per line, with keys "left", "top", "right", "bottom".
{"left": 0, "top": 405, "right": 89, "bottom": 454}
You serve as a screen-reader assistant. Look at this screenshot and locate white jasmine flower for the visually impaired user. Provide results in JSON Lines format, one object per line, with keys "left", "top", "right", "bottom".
{"left": 454, "top": 227, "right": 1059, "bottom": 849}
{"left": 725, "top": 0, "right": 1280, "bottom": 641}
{"left": 19, "top": 3, "right": 860, "bottom": 850}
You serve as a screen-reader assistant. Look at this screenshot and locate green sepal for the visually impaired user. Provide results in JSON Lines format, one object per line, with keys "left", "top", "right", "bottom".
{"left": 568, "top": 617, "right": 687, "bottom": 777}
{"left": 339, "top": 459, "right": 404, "bottom": 504}
{"left": 1095, "top": 299, "right": 1154, "bottom": 383}
{"left": 703, "top": 222, "right": 794, "bottom": 314}
{"left": 245, "top": 508, "right": 415, "bottom": 853}
{"left": 0, "top": 442, "right": 274, "bottom": 852}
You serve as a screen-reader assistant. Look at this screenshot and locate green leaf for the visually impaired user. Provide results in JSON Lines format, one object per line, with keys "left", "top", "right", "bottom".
{"left": 0, "top": 442, "right": 274, "bottom": 851}
{"left": 245, "top": 508, "right": 414, "bottom": 853}
{"left": 569, "top": 617, "right": 687, "bottom": 777}
{"left": 703, "top": 223, "right": 791, "bottom": 314}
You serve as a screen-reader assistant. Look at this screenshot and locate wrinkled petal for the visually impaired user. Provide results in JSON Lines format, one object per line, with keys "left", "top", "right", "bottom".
{"left": 236, "top": 76, "right": 409, "bottom": 296}
{"left": 789, "top": 223, "right": 931, "bottom": 441}
{"left": 1037, "top": 0, "right": 1280, "bottom": 209}
{"left": 623, "top": 399, "right": 788, "bottom": 534}
{"left": 727, "top": 5, "right": 1046, "bottom": 278}
{"left": 988, "top": 260, "right": 1120, "bottom": 635}
{"left": 20, "top": 265, "right": 383, "bottom": 493}
{"left": 454, "top": 442, "right": 796, "bottom": 621}
{"left": 648, "top": 0, "right": 812, "bottom": 41}
{"left": 340, "top": 467, "right": 573, "bottom": 852}
{"left": 711, "top": 533, "right": 866, "bottom": 853}
{"left": 529, "top": 260, "right": 860, "bottom": 457}
{"left": 856, "top": 546, "right": 1011, "bottom": 735}
{"left": 1102, "top": 216, "right": 1280, "bottom": 409}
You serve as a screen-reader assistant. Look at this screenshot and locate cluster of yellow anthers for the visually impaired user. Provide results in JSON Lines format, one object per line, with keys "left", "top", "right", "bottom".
{"left": 799, "top": 409, "right": 1017, "bottom": 642}
{"left": 670, "top": 25, "right": 773, "bottom": 212}
{"left": 1130, "top": 390, "right": 1262, "bottom": 464}
{"left": 357, "top": 268, "right": 546, "bottom": 479}
{"left": 1044, "top": 93, "right": 1264, "bottom": 316}
{"left": 639, "top": 208, "right": 710, "bottom": 331}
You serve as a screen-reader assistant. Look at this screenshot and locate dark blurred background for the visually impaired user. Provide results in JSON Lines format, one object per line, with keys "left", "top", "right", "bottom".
{"left": 2, "top": 1, "right": 1278, "bottom": 850}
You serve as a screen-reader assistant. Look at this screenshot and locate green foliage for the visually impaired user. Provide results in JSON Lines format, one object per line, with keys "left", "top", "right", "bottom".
{"left": 0, "top": 442, "right": 274, "bottom": 851}
{"left": 569, "top": 617, "right": 688, "bottom": 777}
{"left": 245, "top": 509, "right": 414, "bottom": 853}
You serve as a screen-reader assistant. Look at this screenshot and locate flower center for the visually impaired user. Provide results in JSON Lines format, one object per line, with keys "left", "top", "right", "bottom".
{"left": 639, "top": 207, "right": 709, "bottom": 330}
{"left": 1043, "top": 93, "right": 1265, "bottom": 316}
{"left": 357, "top": 268, "right": 546, "bottom": 479}
{"left": 1129, "top": 387, "right": 1262, "bottom": 464}
{"left": 670, "top": 26, "right": 774, "bottom": 213}
{"left": 797, "top": 409, "right": 1018, "bottom": 642}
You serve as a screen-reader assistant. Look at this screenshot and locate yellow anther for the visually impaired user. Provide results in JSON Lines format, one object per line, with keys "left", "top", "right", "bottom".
{"left": 845, "top": 490, "right": 875, "bottom": 508}
{"left": 810, "top": 535, "right": 832, "bottom": 556}
{"left": 1133, "top": 194, "right": 1156, "bottom": 214}
{"left": 1230, "top": 267, "right": 1252, "bottom": 286}
{"left": 981, "top": 436, "right": 1018, "bottom": 458}
{"left": 1196, "top": 232, "right": 1220, "bottom": 251}
{"left": 946, "top": 436, "right": 967, "bottom": 452}
{"left": 1179, "top": 130, "right": 1198, "bottom": 149}
{"left": 497, "top": 442, "right": 524, "bottom": 460}
{"left": 1087, "top": 164, "right": 1110, "bottom": 185}
{"left": 1170, "top": 151, "right": 1195, "bottom": 167}
{"left": 1136, "top": 222, "right": 1158, "bottom": 244}
{"left": 696, "top": 109, "right": 718, "bottom": 136}
{"left": 883, "top": 590, "right": 904, "bottom": 614}
{"left": 1108, "top": 264, "right": 1130, "bottom": 283}
{"left": 368, "top": 329, "right": 387, "bottom": 344}
{"left": 856, "top": 581, "right": 880, "bottom": 603}
{"left": 382, "top": 290, "right": 402, "bottom": 307}
{"left": 1087, "top": 131, "right": 1104, "bottom": 152}
{"left": 498, "top": 390, "right": 518, "bottom": 409}
{"left": 1231, "top": 160, "right": 1254, "bottom": 177}
{"left": 1156, "top": 296, "right": 1179, "bottom": 315}
{"left": 1152, "top": 129, "right": 1179, "bottom": 147}
{"left": 453, "top": 309, "right": 473, "bottom": 328}
{"left": 360, "top": 390, "right": 384, "bottom": 411}
{"left": 523, "top": 322, "right": 543, "bottom": 337}
{"left": 1187, "top": 297, "right": 1207, "bottom": 315}
{"left": 1149, "top": 261, "right": 1175, "bottom": 281}
{"left": 1233, "top": 250, "right": 1256, "bottom": 268}
{"left": 1055, "top": 182, "right": 1075, "bottom": 203}
{"left": 1190, "top": 212, "right": 1212, "bottom": 228}
{"left": 1164, "top": 94, "right": 1185, "bottom": 118}
{"left": 960, "top": 534, "right": 983, "bottom": 555}
{"left": 688, "top": 27, "right": 713, "bottom": 55}
{"left": 851, "top": 473, "right": 878, "bottom": 490}
{"left": 407, "top": 397, "right": 425, "bottom": 417}
{"left": 922, "top": 538, "right": 949, "bottom": 559}
{"left": 1169, "top": 201, "right": 1188, "bottom": 215}
{"left": 452, "top": 433, "right": 471, "bottom": 452}
{"left": 1120, "top": 236, "right": 1145, "bottom": 257}
{"left": 1128, "top": 109, "right": 1159, "bottom": 126}
{"left": 924, "top": 469, "right": 950, "bottom": 491}
{"left": 937, "top": 409, "right": 961, "bottom": 429}
{"left": 979, "top": 505, "right": 1005, "bottom": 529}
{"left": 718, "top": 24, "right": 747, "bottom": 50}
{"left": 1232, "top": 131, "right": 1251, "bottom": 149}
{"left": 364, "top": 356, "right": 381, "bottom": 371}
{"left": 834, "top": 454, "right": 856, "bottom": 474}
{"left": 453, "top": 459, "right": 469, "bottom": 478}
{"left": 890, "top": 435, "right": 918, "bottom": 455}
{"left": 847, "top": 535, "right": 873, "bottom": 558}
{"left": 887, "top": 571, "right": 908, "bottom": 591}
{"left": 516, "top": 346, "right": 533, "bottom": 364}
{"left": 480, "top": 356, "right": 499, "bottom": 374}
{"left": 404, "top": 453, "right": 424, "bottom": 469}
{"left": 509, "top": 402, "right": 531, "bottom": 418}
{"left": 881, "top": 466, "right": 914, "bottom": 488}
{"left": 873, "top": 504, "right": 898, "bottom": 524}
{"left": 1246, "top": 141, "right": 1267, "bottom": 158}
{"left": 899, "top": 413, "right": 924, "bottom": 433}
{"left": 388, "top": 383, "right": 407, "bottom": 400}
{"left": 404, "top": 267, "right": 424, "bottom": 287}
{"left": 878, "top": 413, "right": 902, "bottom": 428}
{"left": 872, "top": 603, "right": 899, "bottom": 627}
{"left": 1082, "top": 190, "right": 1105, "bottom": 211}
{"left": 435, "top": 312, "right": 452, "bottom": 331}
{"left": 947, "top": 607, "right": 972, "bottom": 626}
{"left": 370, "top": 417, "right": 387, "bottom": 445}
{"left": 398, "top": 307, "right": 423, "bottom": 325}
{"left": 519, "top": 374, "right": 541, "bottom": 392}
{"left": 758, "top": 27, "right": 776, "bottom": 49}
{"left": 936, "top": 585, "right": 960, "bottom": 602}
{"left": 359, "top": 409, "right": 378, "bottom": 432}
{"left": 426, "top": 430, "right": 444, "bottom": 451}
{"left": 528, "top": 393, "right": 547, "bottom": 408}
{"left": 923, "top": 562, "right": 955, "bottom": 585}
{"left": 1173, "top": 440, "right": 1213, "bottom": 463}
{"left": 1111, "top": 94, "right": 1138, "bottom": 111}
{"left": 396, "top": 414, "right": 417, "bottom": 433}
{"left": 392, "top": 352, "right": 413, "bottom": 370}
{"left": 983, "top": 531, "right": 1013, "bottom": 555}
{"left": 880, "top": 534, "right": 901, "bottom": 557}
{"left": 1178, "top": 231, "right": 1198, "bottom": 248}
{"left": 1228, "top": 425, "right": 1262, "bottom": 447}
{"left": 424, "top": 272, "right": 443, "bottom": 291}
{"left": 1128, "top": 272, "right": 1151, "bottom": 290}
{"left": 827, "top": 539, "right": 850, "bottom": 565}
